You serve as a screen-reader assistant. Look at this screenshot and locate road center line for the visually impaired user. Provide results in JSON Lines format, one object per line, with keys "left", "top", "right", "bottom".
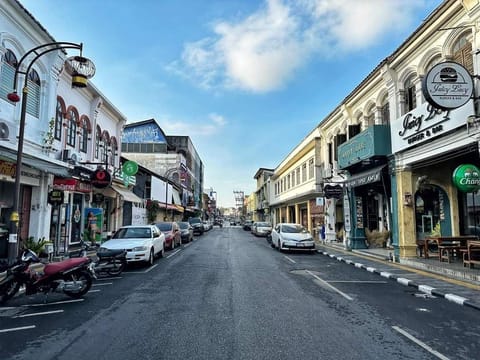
{"left": 392, "top": 326, "right": 450, "bottom": 360}
{"left": 14, "top": 310, "right": 64, "bottom": 318}
{"left": 0, "top": 325, "right": 36, "bottom": 333}
{"left": 284, "top": 256, "right": 296, "bottom": 264}
{"left": 305, "top": 270, "right": 353, "bottom": 301}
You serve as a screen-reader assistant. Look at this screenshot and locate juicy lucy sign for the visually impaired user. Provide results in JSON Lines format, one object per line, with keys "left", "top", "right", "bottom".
{"left": 390, "top": 99, "right": 474, "bottom": 153}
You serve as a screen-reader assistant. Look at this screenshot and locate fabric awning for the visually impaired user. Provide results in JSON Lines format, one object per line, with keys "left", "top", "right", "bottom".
{"left": 111, "top": 184, "right": 143, "bottom": 203}
{"left": 345, "top": 165, "right": 386, "bottom": 188}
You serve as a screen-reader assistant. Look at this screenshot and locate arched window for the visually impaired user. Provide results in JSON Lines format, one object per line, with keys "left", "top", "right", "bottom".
{"left": 365, "top": 106, "right": 375, "bottom": 127}
{"left": 110, "top": 138, "right": 117, "bottom": 166}
{"left": 55, "top": 99, "right": 64, "bottom": 140}
{"left": 1, "top": 49, "right": 18, "bottom": 102}
{"left": 26, "top": 69, "right": 40, "bottom": 117}
{"left": 95, "top": 126, "right": 101, "bottom": 159}
{"left": 66, "top": 109, "right": 77, "bottom": 147}
{"left": 79, "top": 117, "right": 88, "bottom": 153}
{"left": 404, "top": 76, "right": 416, "bottom": 113}
{"left": 453, "top": 33, "right": 473, "bottom": 74}
{"left": 380, "top": 95, "right": 390, "bottom": 125}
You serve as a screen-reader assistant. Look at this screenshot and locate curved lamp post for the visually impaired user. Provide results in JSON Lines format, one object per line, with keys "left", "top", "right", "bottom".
{"left": 7, "top": 42, "right": 95, "bottom": 263}
{"left": 164, "top": 167, "right": 179, "bottom": 221}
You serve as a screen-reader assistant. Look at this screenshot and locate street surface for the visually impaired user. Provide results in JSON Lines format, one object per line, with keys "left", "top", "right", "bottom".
{"left": 1, "top": 225, "right": 479, "bottom": 360}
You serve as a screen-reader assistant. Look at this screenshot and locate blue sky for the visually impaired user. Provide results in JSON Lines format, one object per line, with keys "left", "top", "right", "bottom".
{"left": 19, "top": 0, "right": 442, "bottom": 208}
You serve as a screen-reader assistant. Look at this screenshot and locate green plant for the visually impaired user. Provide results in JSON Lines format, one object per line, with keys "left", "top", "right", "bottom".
{"left": 23, "top": 236, "right": 49, "bottom": 254}
{"left": 146, "top": 200, "right": 161, "bottom": 223}
{"left": 42, "top": 117, "right": 55, "bottom": 148}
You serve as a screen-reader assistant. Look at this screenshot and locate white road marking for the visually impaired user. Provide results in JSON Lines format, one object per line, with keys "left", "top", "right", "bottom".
{"left": 0, "top": 325, "right": 36, "bottom": 333}
{"left": 327, "top": 280, "right": 387, "bottom": 283}
{"left": 0, "top": 307, "right": 17, "bottom": 311}
{"left": 96, "top": 277, "right": 123, "bottom": 281}
{"left": 167, "top": 250, "right": 181, "bottom": 259}
{"left": 13, "top": 310, "right": 64, "bottom": 318}
{"left": 183, "top": 243, "right": 191, "bottom": 248}
{"left": 284, "top": 256, "right": 296, "bottom": 264}
{"left": 22, "top": 299, "right": 84, "bottom": 307}
{"left": 392, "top": 326, "right": 450, "bottom": 360}
{"left": 305, "top": 270, "right": 353, "bottom": 301}
{"left": 92, "top": 282, "right": 113, "bottom": 286}
{"left": 88, "top": 289, "right": 101, "bottom": 293}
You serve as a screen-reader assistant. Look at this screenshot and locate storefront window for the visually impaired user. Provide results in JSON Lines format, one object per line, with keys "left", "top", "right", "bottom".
{"left": 415, "top": 187, "right": 441, "bottom": 239}
{"left": 459, "top": 191, "right": 480, "bottom": 236}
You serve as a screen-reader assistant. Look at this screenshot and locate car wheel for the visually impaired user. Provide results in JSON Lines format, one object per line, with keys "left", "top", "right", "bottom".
{"left": 146, "top": 249, "right": 154, "bottom": 267}
{"left": 158, "top": 246, "right": 165, "bottom": 258}
{"left": 277, "top": 240, "right": 282, "bottom": 252}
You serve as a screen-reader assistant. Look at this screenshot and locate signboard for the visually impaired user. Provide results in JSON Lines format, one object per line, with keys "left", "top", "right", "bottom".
{"left": 90, "top": 169, "right": 112, "bottom": 189}
{"left": 343, "top": 194, "right": 351, "bottom": 233}
{"left": 390, "top": 100, "right": 474, "bottom": 153}
{"left": 122, "top": 161, "right": 138, "bottom": 176}
{"left": 324, "top": 184, "right": 343, "bottom": 199}
{"left": 452, "top": 164, "right": 480, "bottom": 193}
{"left": 422, "top": 61, "right": 473, "bottom": 111}
{"left": 47, "top": 190, "right": 64, "bottom": 205}
{"left": 85, "top": 208, "right": 103, "bottom": 244}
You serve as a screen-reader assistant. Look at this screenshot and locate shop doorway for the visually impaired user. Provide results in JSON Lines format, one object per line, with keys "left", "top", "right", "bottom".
{"left": 415, "top": 185, "right": 451, "bottom": 239}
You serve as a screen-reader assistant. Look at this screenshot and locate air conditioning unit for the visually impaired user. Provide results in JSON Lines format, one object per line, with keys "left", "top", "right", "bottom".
{"left": 0, "top": 119, "right": 17, "bottom": 143}
{"left": 62, "top": 149, "right": 82, "bottom": 165}
{"left": 322, "top": 164, "right": 332, "bottom": 178}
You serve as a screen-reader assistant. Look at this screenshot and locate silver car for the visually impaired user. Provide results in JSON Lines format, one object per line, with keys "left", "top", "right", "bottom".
{"left": 252, "top": 222, "right": 272, "bottom": 237}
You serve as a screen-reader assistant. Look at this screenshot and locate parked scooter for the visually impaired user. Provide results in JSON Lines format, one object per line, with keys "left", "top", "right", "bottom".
{"left": 0, "top": 249, "right": 93, "bottom": 304}
{"left": 70, "top": 240, "right": 127, "bottom": 277}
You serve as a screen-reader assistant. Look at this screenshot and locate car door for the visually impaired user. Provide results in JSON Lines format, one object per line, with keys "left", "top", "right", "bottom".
{"left": 151, "top": 226, "right": 161, "bottom": 255}
{"left": 272, "top": 225, "right": 280, "bottom": 244}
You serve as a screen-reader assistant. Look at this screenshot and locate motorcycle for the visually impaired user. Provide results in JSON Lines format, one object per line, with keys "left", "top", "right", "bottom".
{"left": 0, "top": 249, "right": 94, "bottom": 304}
{"left": 69, "top": 240, "right": 127, "bottom": 277}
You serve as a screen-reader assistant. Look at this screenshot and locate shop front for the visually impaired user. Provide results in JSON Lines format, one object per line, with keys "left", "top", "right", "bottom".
{"left": 337, "top": 125, "right": 392, "bottom": 249}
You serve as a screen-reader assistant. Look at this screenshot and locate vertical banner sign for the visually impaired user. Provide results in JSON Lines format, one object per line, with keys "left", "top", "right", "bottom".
{"left": 85, "top": 208, "right": 104, "bottom": 244}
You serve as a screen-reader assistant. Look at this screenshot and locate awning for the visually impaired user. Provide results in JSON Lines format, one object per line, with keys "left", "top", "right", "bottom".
{"left": 0, "top": 147, "right": 71, "bottom": 177}
{"left": 111, "top": 184, "right": 143, "bottom": 203}
{"left": 345, "top": 165, "right": 386, "bottom": 188}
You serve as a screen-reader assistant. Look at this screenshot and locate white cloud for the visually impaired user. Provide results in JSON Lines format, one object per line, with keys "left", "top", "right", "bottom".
{"left": 157, "top": 113, "right": 227, "bottom": 137}
{"left": 172, "top": 0, "right": 429, "bottom": 92}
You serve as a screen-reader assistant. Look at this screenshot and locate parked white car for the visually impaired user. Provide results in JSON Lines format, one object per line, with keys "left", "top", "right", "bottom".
{"left": 99, "top": 225, "right": 165, "bottom": 266}
{"left": 252, "top": 222, "right": 272, "bottom": 237}
{"left": 271, "top": 223, "right": 315, "bottom": 252}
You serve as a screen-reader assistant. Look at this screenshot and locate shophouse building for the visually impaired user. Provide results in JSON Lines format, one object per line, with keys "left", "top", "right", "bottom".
{"left": 263, "top": 0, "right": 480, "bottom": 260}
{"left": 253, "top": 168, "right": 274, "bottom": 222}
{"left": 122, "top": 119, "right": 204, "bottom": 220}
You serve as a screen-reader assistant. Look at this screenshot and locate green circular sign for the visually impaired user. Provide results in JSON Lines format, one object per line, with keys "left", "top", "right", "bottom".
{"left": 122, "top": 161, "right": 138, "bottom": 176}
{"left": 452, "top": 164, "right": 480, "bottom": 193}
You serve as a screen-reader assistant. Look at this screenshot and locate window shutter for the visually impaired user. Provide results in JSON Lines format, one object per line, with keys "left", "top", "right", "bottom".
{"left": 26, "top": 80, "right": 40, "bottom": 117}
{"left": 0, "top": 64, "right": 15, "bottom": 102}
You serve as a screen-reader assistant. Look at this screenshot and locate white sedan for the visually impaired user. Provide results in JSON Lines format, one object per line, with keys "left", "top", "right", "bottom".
{"left": 99, "top": 225, "right": 165, "bottom": 266}
{"left": 271, "top": 223, "right": 316, "bottom": 252}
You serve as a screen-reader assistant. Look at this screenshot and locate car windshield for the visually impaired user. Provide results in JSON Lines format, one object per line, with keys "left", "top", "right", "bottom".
{"left": 113, "top": 227, "right": 151, "bottom": 239}
{"left": 156, "top": 223, "right": 173, "bottom": 232}
{"left": 281, "top": 224, "right": 306, "bottom": 233}
{"left": 257, "top": 222, "right": 271, "bottom": 227}
{"left": 189, "top": 218, "right": 201, "bottom": 224}
{"left": 178, "top": 222, "right": 189, "bottom": 229}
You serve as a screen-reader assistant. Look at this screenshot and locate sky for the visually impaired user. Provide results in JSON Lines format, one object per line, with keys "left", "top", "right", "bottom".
{"left": 18, "top": 0, "right": 442, "bottom": 208}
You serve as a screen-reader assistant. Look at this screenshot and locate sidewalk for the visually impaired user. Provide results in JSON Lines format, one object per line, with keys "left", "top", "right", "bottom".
{"left": 316, "top": 242, "right": 480, "bottom": 311}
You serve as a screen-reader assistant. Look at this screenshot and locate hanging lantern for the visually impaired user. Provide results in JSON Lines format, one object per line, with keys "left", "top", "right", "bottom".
{"left": 64, "top": 56, "right": 96, "bottom": 88}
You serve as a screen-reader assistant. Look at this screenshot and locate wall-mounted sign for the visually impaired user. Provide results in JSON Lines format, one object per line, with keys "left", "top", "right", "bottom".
{"left": 422, "top": 61, "right": 473, "bottom": 111}
{"left": 324, "top": 184, "right": 343, "bottom": 199}
{"left": 452, "top": 164, "right": 480, "bottom": 193}
{"left": 90, "top": 169, "right": 112, "bottom": 189}
{"left": 93, "top": 193, "right": 105, "bottom": 203}
{"left": 47, "top": 190, "right": 64, "bottom": 205}
{"left": 390, "top": 100, "right": 474, "bottom": 153}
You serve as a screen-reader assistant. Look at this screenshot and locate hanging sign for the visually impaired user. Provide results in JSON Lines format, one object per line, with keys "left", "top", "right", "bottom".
{"left": 90, "top": 168, "right": 112, "bottom": 189}
{"left": 452, "top": 164, "right": 480, "bottom": 193}
{"left": 47, "top": 189, "right": 64, "bottom": 205}
{"left": 422, "top": 61, "right": 473, "bottom": 111}
{"left": 324, "top": 184, "right": 343, "bottom": 199}
{"left": 122, "top": 161, "right": 138, "bottom": 176}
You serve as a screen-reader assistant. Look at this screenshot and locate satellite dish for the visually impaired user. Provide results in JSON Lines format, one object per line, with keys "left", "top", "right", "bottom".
{"left": 0, "top": 122, "right": 9, "bottom": 140}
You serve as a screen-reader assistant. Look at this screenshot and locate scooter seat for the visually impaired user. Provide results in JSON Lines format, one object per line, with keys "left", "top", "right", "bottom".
{"left": 97, "top": 249, "right": 126, "bottom": 258}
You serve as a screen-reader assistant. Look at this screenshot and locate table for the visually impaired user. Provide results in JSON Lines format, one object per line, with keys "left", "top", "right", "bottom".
{"left": 421, "top": 236, "right": 478, "bottom": 261}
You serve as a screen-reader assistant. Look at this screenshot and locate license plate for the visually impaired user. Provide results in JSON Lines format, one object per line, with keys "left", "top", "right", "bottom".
{"left": 297, "top": 243, "right": 304, "bottom": 247}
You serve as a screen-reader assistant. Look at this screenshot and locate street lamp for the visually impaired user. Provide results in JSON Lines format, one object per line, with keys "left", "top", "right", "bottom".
{"left": 164, "top": 167, "right": 179, "bottom": 221}
{"left": 7, "top": 42, "right": 95, "bottom": 263}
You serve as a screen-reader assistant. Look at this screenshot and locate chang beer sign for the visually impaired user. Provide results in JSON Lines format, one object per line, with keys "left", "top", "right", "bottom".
{"left": 452, "top": 164, "right": 480, "bottom": 193}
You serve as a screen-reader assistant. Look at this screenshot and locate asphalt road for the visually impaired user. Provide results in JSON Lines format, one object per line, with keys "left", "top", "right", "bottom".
{"left": 1, "top": 225, "right": 479, "bottom": 360}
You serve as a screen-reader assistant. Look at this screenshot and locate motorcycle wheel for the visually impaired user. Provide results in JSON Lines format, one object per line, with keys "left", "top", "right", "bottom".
{"left": 106, "top": 260, "right": 126, "bottom": 276}
{"left": 0, "top": 279, "right": 21, "bottom": 304}
{"left": 63, "top": 270, "right": 92, "bottom": 299}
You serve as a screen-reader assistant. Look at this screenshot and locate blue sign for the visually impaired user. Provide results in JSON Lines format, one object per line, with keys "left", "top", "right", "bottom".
{"left": 122, "top": 123, "right": 166, "bottom": 143}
